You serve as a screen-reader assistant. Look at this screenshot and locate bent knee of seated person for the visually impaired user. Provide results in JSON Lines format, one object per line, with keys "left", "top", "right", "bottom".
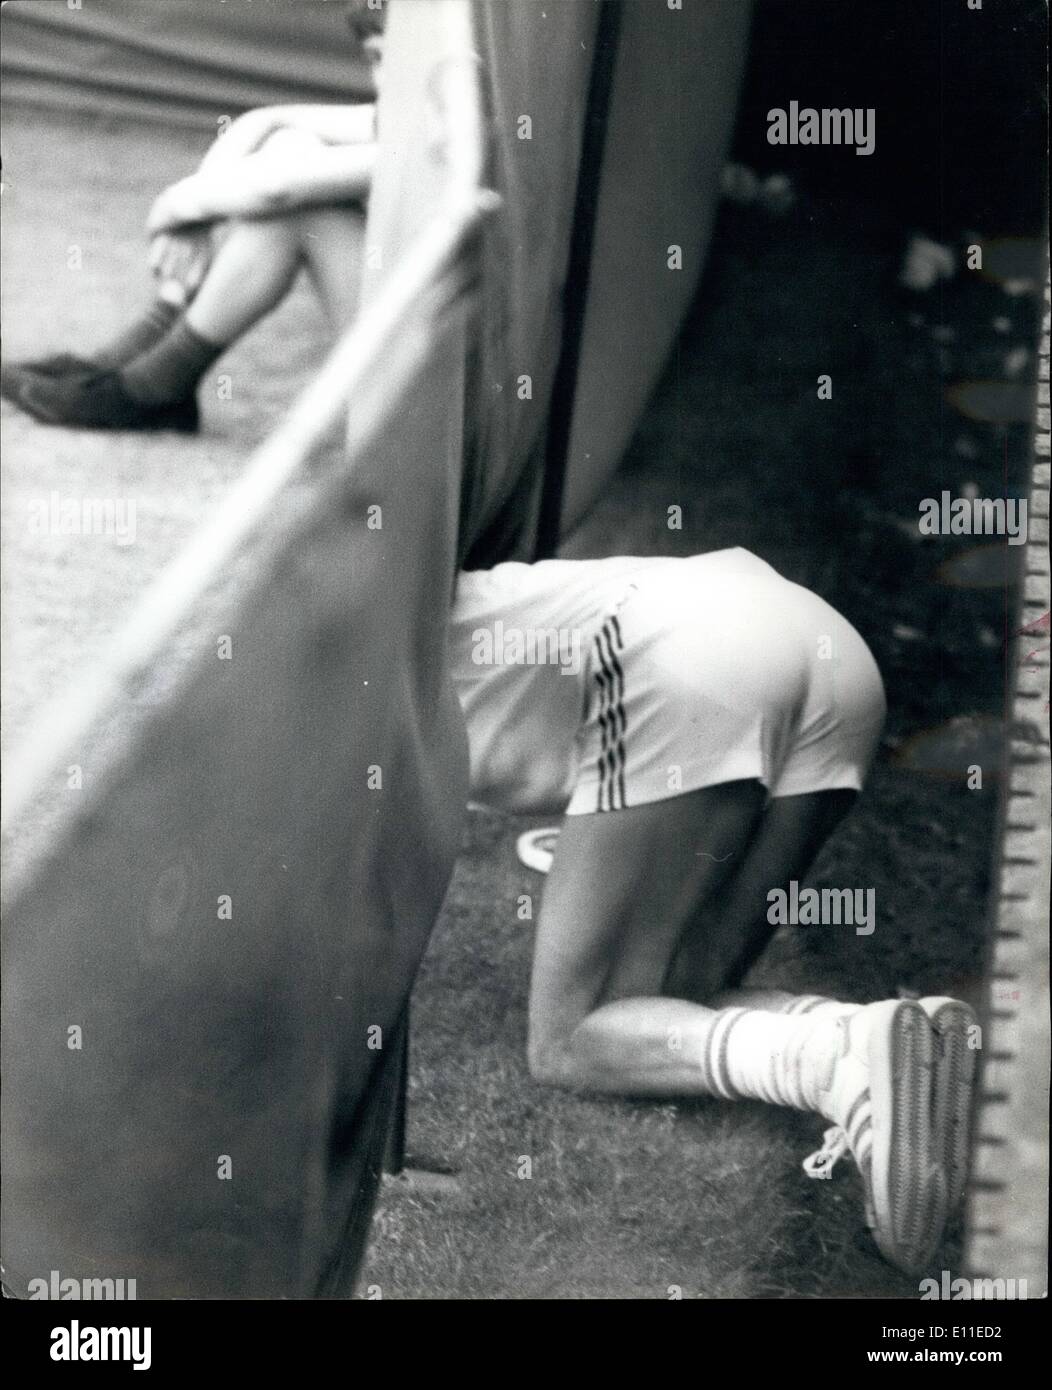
{"left": 257, "top": 125, "right": 329, "bottom": 161}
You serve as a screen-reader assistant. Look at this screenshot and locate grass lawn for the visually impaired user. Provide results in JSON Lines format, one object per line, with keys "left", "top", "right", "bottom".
{"left": 1, "top": 105, "right": 1039, "bottom": 1299}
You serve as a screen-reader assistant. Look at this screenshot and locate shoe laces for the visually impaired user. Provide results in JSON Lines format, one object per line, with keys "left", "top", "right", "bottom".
{"left": 802, "top": 1125, "right": 849, "bottom": 1180}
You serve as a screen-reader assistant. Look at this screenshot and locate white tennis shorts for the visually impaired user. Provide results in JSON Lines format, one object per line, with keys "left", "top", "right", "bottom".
{"left": 449, "top": 548, "right": 886, "bottom": 817}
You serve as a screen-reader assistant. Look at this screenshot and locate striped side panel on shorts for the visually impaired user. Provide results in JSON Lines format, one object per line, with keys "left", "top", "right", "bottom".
{"left": 593, "top": 614, "right": 628, "bottom": 811}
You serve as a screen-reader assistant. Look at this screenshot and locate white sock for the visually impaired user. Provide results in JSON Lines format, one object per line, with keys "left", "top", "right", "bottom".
{"left": 696, "top": 1008, "right": 839, "bottom": 1112}
{"left": 710, "top": 988, "right": 857, "bottom": 1019}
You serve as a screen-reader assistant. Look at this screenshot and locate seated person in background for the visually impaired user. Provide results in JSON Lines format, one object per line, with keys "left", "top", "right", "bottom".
{"left": 0, "top": 6, "right": 383, "bottom": 431}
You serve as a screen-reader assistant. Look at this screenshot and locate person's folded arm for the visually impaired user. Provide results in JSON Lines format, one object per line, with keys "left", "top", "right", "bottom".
{"left": 147, "top": 142, "right": 378, "bottom": 233}
{"left": 254, "top": 103, "right": 378, "bottom": 145}
{"left": 197, "top": 104, "right": 377, "bottom": 174}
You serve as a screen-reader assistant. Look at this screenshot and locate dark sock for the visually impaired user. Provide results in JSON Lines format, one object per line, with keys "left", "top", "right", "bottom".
{"left": 119, "top": 318, "right": 224, "bottom": 406}
{"left": 94, "top": 300, "right": 181, "bottom": 368}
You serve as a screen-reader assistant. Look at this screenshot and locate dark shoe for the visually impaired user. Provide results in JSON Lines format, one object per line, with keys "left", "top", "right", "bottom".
{"left": 0, "top": 365, "right": 199, "bottom": 433}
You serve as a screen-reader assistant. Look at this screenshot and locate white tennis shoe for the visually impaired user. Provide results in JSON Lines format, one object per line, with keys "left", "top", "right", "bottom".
{"left": 917, "top": 996, "right": 978, "bottom": 1217}
{"left": 804, "top": 997, "right": 975, "bottom": 1274}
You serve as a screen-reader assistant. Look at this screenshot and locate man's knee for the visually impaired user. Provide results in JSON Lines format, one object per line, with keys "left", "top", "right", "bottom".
{"left": 527, "top": 1029, "right": 578, "bottom": 1089}
{"left": 221, "top": 215, "right": 302, "bottom": 274}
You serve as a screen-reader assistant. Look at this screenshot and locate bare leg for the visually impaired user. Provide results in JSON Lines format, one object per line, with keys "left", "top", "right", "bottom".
{"left": 185, "top": 217, "right": 304, "bottom": 345}
{"left": 665, "top": 789, "right": 857, "bottom": 1001}
{"left": 298, "top": 206, "right": 368, "bottom": 330}
{"left": 527, "top": 783, "right": 866, "bottom": 1096}
{"left": 184, "top": 206, "right": 366, "bottom": 347}
{"left": 184, "top": 127, "right": 365, "bottom": 342}
{"left": 527, "top": 780, "right": 766, "bottom": 1093}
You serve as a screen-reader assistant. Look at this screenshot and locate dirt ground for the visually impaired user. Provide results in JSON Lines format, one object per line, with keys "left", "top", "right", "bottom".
{"left": 1, "top": 105, "right": 1041, "bottom": 1298}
